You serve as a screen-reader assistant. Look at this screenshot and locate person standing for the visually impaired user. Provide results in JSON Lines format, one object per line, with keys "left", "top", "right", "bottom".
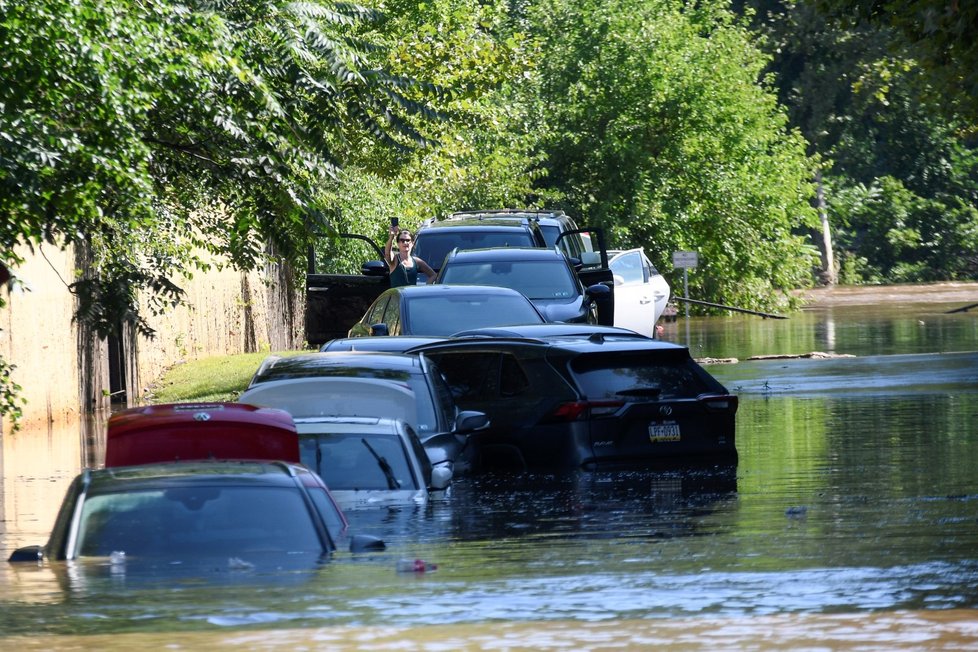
{"left": 385, "top": 225, "right": 436, "bottom": 287}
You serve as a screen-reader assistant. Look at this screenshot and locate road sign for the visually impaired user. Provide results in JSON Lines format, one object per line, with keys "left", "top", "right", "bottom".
{"left": 672, "top": 251, "right": 698, "bottom": 268}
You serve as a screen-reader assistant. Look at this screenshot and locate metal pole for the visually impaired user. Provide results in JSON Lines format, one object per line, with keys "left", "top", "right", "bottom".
{"left": 683, "top": 268, "right": 690, "bottom": 347}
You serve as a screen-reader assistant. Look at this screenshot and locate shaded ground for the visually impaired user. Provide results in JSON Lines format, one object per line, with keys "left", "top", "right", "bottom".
{"left": 796, "top": 281, "right": 978, "bottom": 308}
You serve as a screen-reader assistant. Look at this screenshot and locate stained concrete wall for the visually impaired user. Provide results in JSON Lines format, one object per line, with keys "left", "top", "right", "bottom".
{"left": 0, "top": 244, "right": 302, "bottom": 432}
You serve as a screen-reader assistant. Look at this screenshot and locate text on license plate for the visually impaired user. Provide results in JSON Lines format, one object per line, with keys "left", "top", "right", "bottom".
{"left": 649, "top": 423, "right": 681, "bottom": 442}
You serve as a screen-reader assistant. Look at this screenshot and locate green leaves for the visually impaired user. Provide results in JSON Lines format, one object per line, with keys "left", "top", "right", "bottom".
{"left": 1, "top": 0, "right": 438, "bottom": 332}
{"left": 528, "top": 0, "right": 817, "bottom": 311}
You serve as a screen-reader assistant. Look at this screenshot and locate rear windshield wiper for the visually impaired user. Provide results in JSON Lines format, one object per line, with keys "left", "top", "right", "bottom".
{"left": 361, "top": 438, "right": 401, "bottom": 490}
{"left": 615, "top": 386, "right": 662, "bottom": 398}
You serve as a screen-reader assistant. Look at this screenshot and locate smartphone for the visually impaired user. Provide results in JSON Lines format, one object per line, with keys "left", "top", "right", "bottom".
{"left": 390, "top": 217, "right": 399, "bottom": 228}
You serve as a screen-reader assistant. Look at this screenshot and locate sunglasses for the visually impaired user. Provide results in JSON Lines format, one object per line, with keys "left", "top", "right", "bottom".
{"left": 398, "top": 238, "right": 412, "bottom": 243}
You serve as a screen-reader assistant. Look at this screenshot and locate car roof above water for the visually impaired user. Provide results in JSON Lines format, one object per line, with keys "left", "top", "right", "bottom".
{"left": 105, "top": 402, "right": 300, "bottom": 467}
{"left": 320, "top": 336, "right": 445, "bottom": 352}
{"left": 250, "top": 351, "right": 425, "bottom": 386}
{"left": 441, "top": 246, "right": 567, "bottom": 262}
{"left": 93, "top": 459, "right": 310, "bottom": 489}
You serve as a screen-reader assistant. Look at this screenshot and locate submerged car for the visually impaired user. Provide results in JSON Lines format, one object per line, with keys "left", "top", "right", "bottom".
{"left": 105, "top": 402, "right": 300, "bottom": 467}
{"left": 348, "top": 284, "right": 547, "bottom": 337}
{"left": 436, "top": 247, "right": 611, "bottom": 324}
{"left": 294, "top": 416, "right": 449, "bottom": 510}
{"left": 410, "top": 324, "right": 738, "bottom": 471}
{"left": 8, "top": 460, "right": 384, "bottom": 566}
{"left": 238, "top": 351, "right": 488, "bottom": 472}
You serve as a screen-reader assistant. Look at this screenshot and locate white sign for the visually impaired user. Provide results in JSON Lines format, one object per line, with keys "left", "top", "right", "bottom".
{"left": 672, "top": 251, "right": 698, "bottom": 268}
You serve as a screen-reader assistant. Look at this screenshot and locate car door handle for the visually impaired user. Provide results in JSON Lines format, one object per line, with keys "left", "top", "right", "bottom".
{"left": 639, "top": 297, "right": 652, "bottom": 305}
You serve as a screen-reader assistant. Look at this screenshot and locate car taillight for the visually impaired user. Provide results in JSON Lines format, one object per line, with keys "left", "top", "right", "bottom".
{"left": 545, "top": 400, "right": 624, "bottom": 422}
{"left": 700, "top": 394, "right": 738, "bottom": 412}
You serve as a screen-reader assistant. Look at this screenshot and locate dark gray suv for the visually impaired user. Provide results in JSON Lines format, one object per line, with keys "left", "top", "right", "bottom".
{"left": 410, "top": 324, "right": 738, "bottom": 472}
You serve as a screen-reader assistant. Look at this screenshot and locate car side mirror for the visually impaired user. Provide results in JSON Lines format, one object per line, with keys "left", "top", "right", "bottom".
{"left": 585, "top": 283, "right": 611, "bottom": 297}
{"left": 613, "top": 274, "right": 625, "bottom": 286}
{"left": 361, "top": 260, "right": 388, "bottom": 277}
{"left": 8, "top": 545, "right": 44, "bottom": 562}
{"left": 370, "top": 323, "right": 389, "bottom": 336}
{"left": 430, "top": 463, "right": 453, "bottom": 490}
{"left": 349, "top": 534, "right": 386, "bottom": 553}
{"left": 455, "top": 410, "right": 489, "bottom": 433}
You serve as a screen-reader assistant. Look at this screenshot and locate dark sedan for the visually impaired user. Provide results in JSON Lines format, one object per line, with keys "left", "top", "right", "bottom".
{"left": 8, "top": 460, "right": 384, "bottom": 566}
{"left": 348, "top": 284, "right": 546, "bottom": 337}
{"left": 410, "top": 324, "right": 738, "bottom": 471}
{"left": 435, "top": 247, "right": 611, "bottom": 324}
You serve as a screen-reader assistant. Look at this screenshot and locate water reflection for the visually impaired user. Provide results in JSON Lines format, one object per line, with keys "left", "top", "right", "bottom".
{"left": 667, "top": 301, "right": 978, "bottom": 359}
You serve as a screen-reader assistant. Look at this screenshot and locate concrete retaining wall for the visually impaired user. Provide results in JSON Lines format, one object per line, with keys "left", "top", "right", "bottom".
{"left": 0, "top": 244, "right": 302, "bottom": 432}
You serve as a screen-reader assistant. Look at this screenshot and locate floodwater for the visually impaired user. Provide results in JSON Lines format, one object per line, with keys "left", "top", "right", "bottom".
{"left": 2, "top": 293, "right": 978, "bottom": 649}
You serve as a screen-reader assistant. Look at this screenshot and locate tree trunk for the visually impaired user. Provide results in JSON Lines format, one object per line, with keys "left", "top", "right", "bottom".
{"left": 814, "top": 168, "right": 837, "bottom": 286}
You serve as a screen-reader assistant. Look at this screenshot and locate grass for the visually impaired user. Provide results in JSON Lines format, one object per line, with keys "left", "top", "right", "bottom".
{"left": 144, "top": 350, "right": 304, "bottom": 404}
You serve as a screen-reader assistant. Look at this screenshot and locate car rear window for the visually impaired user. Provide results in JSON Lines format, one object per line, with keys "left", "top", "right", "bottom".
{"left": 403, "top": 295, "right": 544, "bottom": 335}
{"left": 77, "top": 486, "right": 323, "bottom": 558}
{"left": 440, "top": 260, "right": 578, "bottom": 300}
{"left": 299, "top": 433, "right": 418, "bottom": 491}
{"left": 413, "top": 230, "right": 538, "bottom": 270}
{"left": 569, "top": 350, "right": 717, "bottom": 399}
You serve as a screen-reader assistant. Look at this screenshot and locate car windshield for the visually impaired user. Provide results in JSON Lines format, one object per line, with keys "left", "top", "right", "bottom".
{"left": 569, "top": 350, "right": 717, "bottom": 399}
{"left": 299, "top": 433, "right": 418, "bottom": 491}
{"left": 440, "top": 260, "right": 579, "bottom": 300}
{"left": 413, "top": 231, "right": 536, "bottom": 270}
{"left": 75, "top": 486, "right": 323, "bottom": 558}
{"left": 403, "top": 294, "right": 544, "bottom": 335}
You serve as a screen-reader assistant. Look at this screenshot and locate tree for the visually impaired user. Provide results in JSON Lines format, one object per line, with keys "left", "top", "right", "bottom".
{"left": 745, "top": 0, "right": 978, "bottom": 284}
{"left": 526, "top": 0, "right": 819, "bottom": 311}
{"left": 0, "top": 0, "right": 442, "bottom": 422}
{"left": 314, "top": 0, "right": 553, "bottom": 261}
{"left": 812, "top": 0, "right": 978, "bottom": 128}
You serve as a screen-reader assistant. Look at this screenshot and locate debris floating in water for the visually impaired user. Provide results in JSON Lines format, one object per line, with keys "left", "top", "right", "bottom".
{"left": 397, "top": 558, "right": 438, "bottom": 573}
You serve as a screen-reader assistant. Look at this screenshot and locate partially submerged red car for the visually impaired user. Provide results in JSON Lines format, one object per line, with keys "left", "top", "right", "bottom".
{"left": 105, "top": 402, "right": 300, "bottom": 467}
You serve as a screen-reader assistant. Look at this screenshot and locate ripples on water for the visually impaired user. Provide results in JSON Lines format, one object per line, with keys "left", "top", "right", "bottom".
{"left": 2, "top": 297, "right": 978, "bottom": 648}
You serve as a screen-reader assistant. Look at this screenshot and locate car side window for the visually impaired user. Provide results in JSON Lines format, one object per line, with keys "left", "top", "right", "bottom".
{"left": 431, "top": 352, "right": 499, "bottom": 401}
{"left": 423, "top": 359, "right": 461, "bottom": 428}
{"left": 429, "top": 351, "right": 529, "bottom": 400}
{"left": 367, "top": 295, "right": 389, "bottom": 325}
{"left": 382, "top": 297, "right": 400, "bottom": 334}
{"left": 642, "top": 252, "right": 658, "bottom": 281}
{"left": 611, "top": 251, "right": 644, "bottom": 284}
{"left": 498, "top": 353, "right": 530, "bottom": 397}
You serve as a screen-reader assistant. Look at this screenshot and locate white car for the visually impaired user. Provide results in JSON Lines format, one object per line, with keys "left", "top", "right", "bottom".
{"left": 293, "top": 415, "right": 451, "bottom": 510}
{"left": 608, "top": 248, "right": 671, "bottom": 338}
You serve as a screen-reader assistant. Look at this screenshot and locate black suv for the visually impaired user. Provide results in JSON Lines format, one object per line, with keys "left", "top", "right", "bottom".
{"left": 412, "top": 215, "right": 547, "bottom": 275}
{"left": 445, "top": 208, "right": 590, "bottom": 255}
{"left": 410, "top": 324, "right": 738, "bottom": 472}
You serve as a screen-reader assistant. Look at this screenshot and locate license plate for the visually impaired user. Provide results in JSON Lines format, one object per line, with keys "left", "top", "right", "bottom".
{"left": 649, "top": 422, "right": 681, "bottom": 443}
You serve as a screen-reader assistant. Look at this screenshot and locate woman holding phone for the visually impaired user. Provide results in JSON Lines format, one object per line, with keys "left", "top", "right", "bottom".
{"left": 385, "top": 220, "right": 436, "bottom": 287}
